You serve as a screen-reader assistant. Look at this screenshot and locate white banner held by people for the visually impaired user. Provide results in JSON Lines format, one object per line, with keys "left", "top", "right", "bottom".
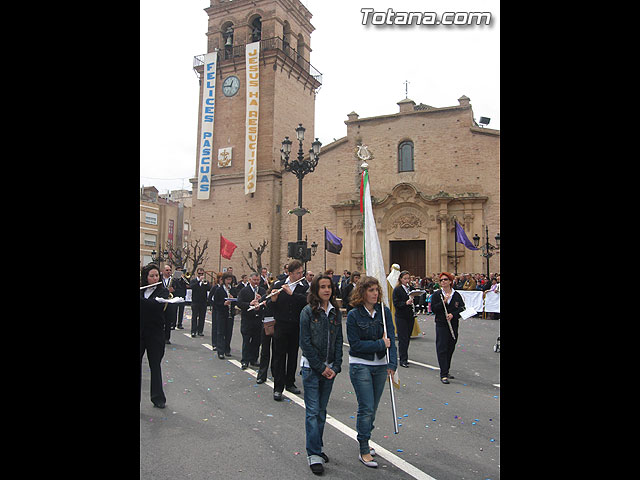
{"left": 197, "top": 52, "right": 218, "bottom": 200}
{"left": 245, "top": 41, "right": 259, "bottom": 194}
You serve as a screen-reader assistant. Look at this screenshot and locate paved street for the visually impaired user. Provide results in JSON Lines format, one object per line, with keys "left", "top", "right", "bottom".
{"left": 140, "top": 309, "right": 500, "bottom": 480}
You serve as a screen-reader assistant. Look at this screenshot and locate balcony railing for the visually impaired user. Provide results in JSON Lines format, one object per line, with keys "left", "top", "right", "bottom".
{"left": 193, "top": 36, "right": 322, "bottom": 85}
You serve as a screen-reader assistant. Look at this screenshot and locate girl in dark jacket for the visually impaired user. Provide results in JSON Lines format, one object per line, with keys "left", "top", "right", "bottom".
{"left": 299, "top": 274, "right": 343, "bottom": 475}
{"left": 430, "top": 271, "right": 465, "bottom": 384}
{"left": 140, "top": 263, "right": 170, "bottom": 408}
{"left": 346, "top": 276, "right": 397, "bottom": 468}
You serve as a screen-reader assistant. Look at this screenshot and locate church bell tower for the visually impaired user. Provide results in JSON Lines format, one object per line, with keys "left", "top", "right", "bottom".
{"left": 190, "top": 0, "right": 322, "bottom": 272}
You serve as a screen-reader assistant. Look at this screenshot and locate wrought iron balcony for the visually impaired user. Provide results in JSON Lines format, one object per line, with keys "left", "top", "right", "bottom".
{"left": 193, "top": 36, "right": 322, "bottom": 85}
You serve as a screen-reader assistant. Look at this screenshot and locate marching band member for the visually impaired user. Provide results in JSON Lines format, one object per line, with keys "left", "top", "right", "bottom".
{"left": 213, "top": 272, "right": 237, "bottom": 358}
{"left": 430, "top": 271, "right": 465, "bottom": 384}
{"left": 161, "top": 264, "right": 176, "bottom": 344}
{"left": 268, "top": 259, "right": 308, "bottom": 400}
{"left": 172, "top": 266, "right": 188, "bottom": 330}
{"left": 189, "top": 268, "right": 210, "bottom": 338}
{"left": 392, "top": 270, "right": 414, "bottom": 368}
{"left": 140, "top": 263, "right": 170, "bottom": 409}
{"left": 236, "top": 272, "right": 267, "bottom": 369}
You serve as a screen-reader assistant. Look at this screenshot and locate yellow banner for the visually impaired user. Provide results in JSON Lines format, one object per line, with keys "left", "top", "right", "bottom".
{"left": 244, "top": 41, "right": 259, "bottom": 194}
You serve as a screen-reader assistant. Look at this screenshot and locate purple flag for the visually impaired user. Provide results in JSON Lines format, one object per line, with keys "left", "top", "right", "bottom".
{"left": 455, "top": 221, "right": 479, "bottom": 250}
{"left": 325, "top": 227, "right": 343, "bottom": 254}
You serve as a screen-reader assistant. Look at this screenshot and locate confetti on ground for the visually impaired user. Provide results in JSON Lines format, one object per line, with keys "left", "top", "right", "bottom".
{"left": 397, "top": 449, "right": 403, "bottom": 452}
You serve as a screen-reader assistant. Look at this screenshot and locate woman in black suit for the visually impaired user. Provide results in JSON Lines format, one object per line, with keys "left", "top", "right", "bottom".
{"left": 430, "top": 271, "right": 465, "bottom": 384}
{"left": 140, "top": 263, "right": 170, "bottom": 408}
{"left": 392, "top": 270, "right": 414, "bottom": 368}
{"left": 213, "top": 272, "right": 237, "bottom": 358}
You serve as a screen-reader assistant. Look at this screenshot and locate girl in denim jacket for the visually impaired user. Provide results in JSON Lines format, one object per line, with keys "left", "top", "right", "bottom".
{"left": 299, "top": 274, "right": 343, "bottom": 475}
{"left": 346, "top": 275, "right": 397, "bottom": 468}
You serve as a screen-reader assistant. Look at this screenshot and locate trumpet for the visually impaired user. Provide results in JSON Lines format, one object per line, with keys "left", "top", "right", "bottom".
{"left": 247, "top": 277, "right": 306, "bottom": 311}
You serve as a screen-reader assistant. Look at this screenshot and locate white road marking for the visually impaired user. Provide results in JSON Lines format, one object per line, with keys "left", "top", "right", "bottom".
{"left": 217, "top": 359, "right": 438, "bottom": 480}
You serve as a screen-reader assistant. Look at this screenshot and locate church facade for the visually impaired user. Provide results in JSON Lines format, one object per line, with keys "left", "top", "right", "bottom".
{"left": 190, "top": 0, "right": 500, "bottom": 278}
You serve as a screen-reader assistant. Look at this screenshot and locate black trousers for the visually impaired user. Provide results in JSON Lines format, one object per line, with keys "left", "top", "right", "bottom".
{"left": 240, "top": 317, "right": 262, "bottom": 364}
{"left": 395, "top": 314, "right": 413, "bottom": 364}
{"left": 191, "top": 302, "right": 207, "bottom": 335}
{"left": 176, "top": 304, "right": 185, "bottom": 327}
{"left": 163, "top": 304, "right": 176, "bottom": 341}
{"left": 216, "top": 311, "right": 234, "bottom": 355}
{"left": 272, "top": 322, "right": 299, "bottom": 392}
{"left": 435, "top": 321, "right": 459, "bottom": 378}
{"left": 257, "top": 328, "right": 273, "bottom": 381}
{"left": 140, "top": 334, "right": 166, "bottom": 404}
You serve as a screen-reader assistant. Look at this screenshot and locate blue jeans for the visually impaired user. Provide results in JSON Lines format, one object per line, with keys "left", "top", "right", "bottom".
{"left": 301, "top": 367, "right": 335, "bottom": 457}
{"left": 349, "top": 363, "right": 388, "bottom": 454}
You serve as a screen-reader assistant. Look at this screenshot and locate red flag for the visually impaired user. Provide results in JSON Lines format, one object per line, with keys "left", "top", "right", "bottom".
{"left": 220, "top": 235, "right": 237, "bottom": 260}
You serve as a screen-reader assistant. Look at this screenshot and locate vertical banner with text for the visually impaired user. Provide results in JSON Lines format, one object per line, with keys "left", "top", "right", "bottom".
{"left": 197, "top": 52, "right": 218, "bottom": 200}
{"left": 244, "top": 41, "right": 259, "bottom": 194}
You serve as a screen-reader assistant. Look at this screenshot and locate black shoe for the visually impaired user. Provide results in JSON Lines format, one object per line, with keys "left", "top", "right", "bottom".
{"left": 310, "top": 462, "right": 324, "bottom": 475}
{"left": 225, "top": 352, "right": 232, "bottom": 357}
{"left": 273, "top": 391, "right": 283, "bottom": 401}
{"left": 400, "top": 362, "right": 409, "bottom": 368}
{"left": 197, "top": 333, "right": 204, "bottom": 336}
{"left": 241, "top": 363, "right": 248, "bottom": 370}
{"left": 286, "top": 384, "right": 301, "bottom": 394}
{"left": 320, "top": 452, "right": 329, "bottom": 463}
{"left": 212, "top": 345, "right": 217, "bottom": 351}
{"left": 170, "top": 326, "right": 175, "bottom": 330}
{"left": 440, "top": 377, "right": 450, "bottom": 384}
{"left": 218, "top": 353, "right": 225, "bottom": 359}
{"left": 256, "top": 378, "right": 265, "bottom": 384}
{"left": 153, "top": 401, "right": 166, "bottom": 409}
{"left": 177, "top": 325, "right": 184, "bottom": 329}
{"left": 448, "top": 374, "right": 455, "bottom": 379}
{"left": 191, "top": 333, "right": 197, "bottom": 338}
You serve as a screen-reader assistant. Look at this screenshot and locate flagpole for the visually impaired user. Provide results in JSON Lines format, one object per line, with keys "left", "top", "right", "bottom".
{"left": 323, "top": 227, "right": 327, "bottom": 272}
{"left": 380, "top": 301, "right": 399, "bottom": 434}
{"left": 454, "top": 222, "right": 458, "bottom": 275}
{"left": 218, "top": 233, "right": 222, "bottom": 272}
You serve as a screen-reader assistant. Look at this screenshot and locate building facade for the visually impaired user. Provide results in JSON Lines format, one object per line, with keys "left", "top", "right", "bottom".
{"left": 140, "top": 186, "right": 193, "bottom": 267}
{"left": 189, "top": 0, "right": 500, "bottom": 278}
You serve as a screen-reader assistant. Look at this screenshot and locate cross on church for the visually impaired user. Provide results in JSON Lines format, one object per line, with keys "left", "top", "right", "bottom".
{"left": 404, "top": 80, "right": 409, "bottom": 99}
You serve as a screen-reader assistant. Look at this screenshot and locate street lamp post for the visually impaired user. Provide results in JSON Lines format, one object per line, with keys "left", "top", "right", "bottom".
{"left": 280, "top": 123, "right": 322, "bottom": 261}
{"left": 151, "top": 249, "right": 169, "bottom": 266}
{"left": 473, "top": 226, "right": 500, "bottom": 279}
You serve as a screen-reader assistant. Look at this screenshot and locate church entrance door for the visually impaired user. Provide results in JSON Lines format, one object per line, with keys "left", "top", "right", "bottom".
{"left": 389, "top": 240, "right": 425, "bottom": 279}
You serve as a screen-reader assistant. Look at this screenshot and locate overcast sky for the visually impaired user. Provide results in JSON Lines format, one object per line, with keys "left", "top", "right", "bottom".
{"left": 140, "top": 0, "right": 499, "bottom": 194}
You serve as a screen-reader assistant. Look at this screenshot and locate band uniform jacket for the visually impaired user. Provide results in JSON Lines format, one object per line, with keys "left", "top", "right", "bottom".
{"left": 190, "top": 278, "right": 211, "bottom": 305}
{"left": 268, "top": 278, "right": 309, "bottom": 326}
{"left": 140, "top": 285, "right": 170, "bottom": 339}
{"left": 237, "top": 284, "right": 267, "bottom": 323}
{"left": 430, "top": 289, "right": 465, "bottom": 327}
{"left": 173, "top": 275, "right": 188, "bottom": 298}
{"left": 213, "top": 284, "right": 238, "bottom": 318}
{"left": 392, "top": 284, "right": 415, "bottom": 321}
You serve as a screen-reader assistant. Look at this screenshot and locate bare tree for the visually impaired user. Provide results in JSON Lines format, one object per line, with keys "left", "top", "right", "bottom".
{"left": 241, "top": 239, "right": 269, "bottom": 274}
{"left": 164, "top": 240, "right": 187, "bottom": 270}
{"left": 184, "top": 238, "right": 210, "bottom": 276}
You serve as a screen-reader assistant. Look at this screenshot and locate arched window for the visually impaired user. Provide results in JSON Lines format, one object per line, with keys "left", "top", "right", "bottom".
{"left": 398, "top": 141, "right": 414, "bottom": 172}
{"left": 222, "top": 22, "right": 234, "bottom": 60}
{"left": 251, "top": 16, "right": 262, "bottom": 42}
